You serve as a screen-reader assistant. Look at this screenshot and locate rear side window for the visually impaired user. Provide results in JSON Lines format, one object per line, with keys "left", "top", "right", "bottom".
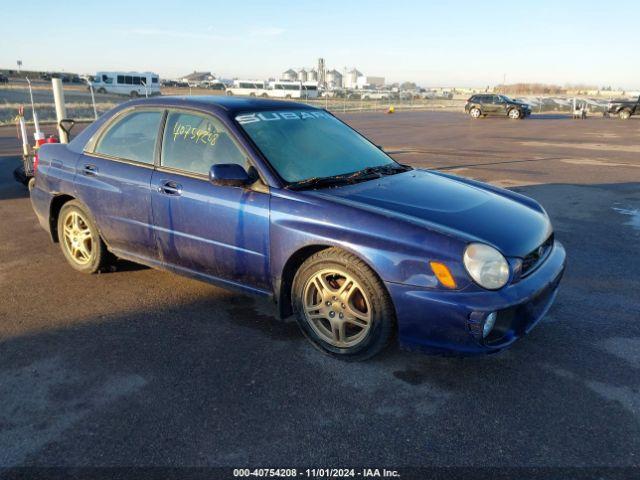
{"left": 94, "top": 110, "right": 162, "bottom": 164}
{"left": 161, "top": 111, "right": 247, "bottom": 176}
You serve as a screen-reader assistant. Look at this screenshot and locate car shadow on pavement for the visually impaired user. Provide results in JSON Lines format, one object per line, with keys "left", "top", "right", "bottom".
{"left": 0, "top": 182, "right": 639, "bottom": 468}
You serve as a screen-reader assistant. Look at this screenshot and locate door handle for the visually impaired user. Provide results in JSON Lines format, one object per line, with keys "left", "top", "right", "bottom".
{"left": 159, "top": 180, "right": 182, "bottom": 196}
{"left": 83, "top": 164, "right": 98, "bottom": 176}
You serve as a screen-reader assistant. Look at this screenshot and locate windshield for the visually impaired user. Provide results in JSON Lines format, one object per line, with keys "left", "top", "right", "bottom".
{"left": 236, "top": 109, "right": 397, "bottom": 184}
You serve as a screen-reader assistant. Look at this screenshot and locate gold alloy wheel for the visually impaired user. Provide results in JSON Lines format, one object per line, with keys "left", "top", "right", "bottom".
{"left": 62, "top": 211, "right": 93, "bottom": 265}
{"left": 302, "top": 269, "right": 372, "bottom": 348}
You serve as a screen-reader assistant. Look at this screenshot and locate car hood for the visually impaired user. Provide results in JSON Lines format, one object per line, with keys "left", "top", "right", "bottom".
{"left": 305, "top": 169, "right": 551, "bottom": 257}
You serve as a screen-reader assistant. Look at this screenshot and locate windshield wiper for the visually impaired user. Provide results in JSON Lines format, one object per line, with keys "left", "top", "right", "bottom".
{"left": 286, "top": 173, "right": 354, "bottom": 190}
{"left": 286, "top": 164, "right": 411, "bottom": 191}
{"left": 348, "top": 164, "right": 411, "bottom": 180}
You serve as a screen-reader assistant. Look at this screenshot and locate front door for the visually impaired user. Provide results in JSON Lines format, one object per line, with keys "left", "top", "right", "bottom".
{"left": 151, "top": 109, "right": 271, "bottom": 292}
{"left": 75, "top": 109, "right": 164, "bottom": 263}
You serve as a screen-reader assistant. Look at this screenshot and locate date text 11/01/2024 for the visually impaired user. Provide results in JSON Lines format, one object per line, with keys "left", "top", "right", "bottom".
{"left": 233, "top": 468, "right": 400, "bottom": 477}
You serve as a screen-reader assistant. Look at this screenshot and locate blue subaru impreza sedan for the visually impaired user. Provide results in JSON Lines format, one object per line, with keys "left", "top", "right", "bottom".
{"left": 30, "top": 97, "right": 565, "bottom": 360}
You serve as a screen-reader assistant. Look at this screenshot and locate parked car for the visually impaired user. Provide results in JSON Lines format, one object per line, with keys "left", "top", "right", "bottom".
{"left": 607, "top": 96, "right": 640, "bottom": 119}
{"left": 0, "top": 74, "right": 8, "bottom": 84}
{"left": 361, "top": 90, "right": 391, "bottom": 100}
{"left": 30, "top": 97, "right": 565, "bottom": 360}
{"left": 465, "top": 94, "right": 532, "bottom": 119}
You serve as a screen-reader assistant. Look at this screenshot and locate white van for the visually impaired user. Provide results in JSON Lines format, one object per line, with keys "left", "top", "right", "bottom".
{"left": 226, "top": 80, "right": 267, "bottom": 97}
{"left": 92, "top": 71, "right": 161, "bottom": 97}
{"left": 266, "top": 81, "right": 319, "bottom": 99}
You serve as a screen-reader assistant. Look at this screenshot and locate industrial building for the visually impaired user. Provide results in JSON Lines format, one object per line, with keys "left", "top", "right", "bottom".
{"left": 281, "top": 63, "right": 384, "bottom": 90}
{"left": 325, "top": 69, "right": 343, "bottom": 88}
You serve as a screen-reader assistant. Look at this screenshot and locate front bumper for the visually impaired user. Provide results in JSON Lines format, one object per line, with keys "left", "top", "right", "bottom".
{"left": 387, "top": 241, "right": 566, "bottom": 355}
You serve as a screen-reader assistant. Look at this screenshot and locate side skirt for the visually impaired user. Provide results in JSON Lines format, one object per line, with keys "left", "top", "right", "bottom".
{"left": 109, "top": 248, "right": 274, "bottom": 299}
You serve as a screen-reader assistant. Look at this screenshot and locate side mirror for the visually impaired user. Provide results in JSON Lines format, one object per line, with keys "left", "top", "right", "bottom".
{"left": 209, "top": 163, "right": 251, "bottom": 187}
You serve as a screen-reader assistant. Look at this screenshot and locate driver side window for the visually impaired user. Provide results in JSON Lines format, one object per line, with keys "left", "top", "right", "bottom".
{"left": 161, "top": 111, "right": 247, "bottom": 176}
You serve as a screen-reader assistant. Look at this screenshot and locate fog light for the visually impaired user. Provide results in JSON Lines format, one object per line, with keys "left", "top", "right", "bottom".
{"left": 483, "top": 312, "right": 497, "bottom": 338}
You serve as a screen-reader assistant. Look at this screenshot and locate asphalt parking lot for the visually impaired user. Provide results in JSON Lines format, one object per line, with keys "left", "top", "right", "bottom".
{"left": 0, "top": 111, "right": 639, "bottom": 474}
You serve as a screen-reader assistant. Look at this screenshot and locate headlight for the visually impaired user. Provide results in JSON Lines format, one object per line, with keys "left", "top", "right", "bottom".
{"left": 463, "top": 243, "right": 510, "bottom": 290}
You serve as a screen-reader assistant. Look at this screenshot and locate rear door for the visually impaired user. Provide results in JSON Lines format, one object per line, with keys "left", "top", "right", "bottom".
{"left": 151, "top": 109, "right": 271, "bottom": 292}
{"left": 75, "top": 108, "right": 164, "bottom": 264}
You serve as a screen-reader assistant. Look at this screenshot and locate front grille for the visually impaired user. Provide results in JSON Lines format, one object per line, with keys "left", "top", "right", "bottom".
{"left": 521, "top": 234, "right": 554, "bottom": 277}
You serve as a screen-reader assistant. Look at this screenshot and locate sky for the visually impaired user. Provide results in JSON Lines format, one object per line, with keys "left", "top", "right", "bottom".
{"left": 0, "top": 0, "right": 637, "bottom": 88}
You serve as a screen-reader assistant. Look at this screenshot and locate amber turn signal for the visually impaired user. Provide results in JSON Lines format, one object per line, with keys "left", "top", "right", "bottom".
{"left": 430, "top": 261, "right": 457, "bottom": 289}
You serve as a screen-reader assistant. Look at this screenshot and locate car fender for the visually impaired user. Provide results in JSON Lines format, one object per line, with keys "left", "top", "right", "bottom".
{"left": 269, "top": 188, "right": 471, "bottom": 317}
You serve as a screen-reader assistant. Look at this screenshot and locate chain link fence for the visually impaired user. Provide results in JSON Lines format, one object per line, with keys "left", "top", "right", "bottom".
{"left": 0, "top": 81, "right": 620, "bottom": 125}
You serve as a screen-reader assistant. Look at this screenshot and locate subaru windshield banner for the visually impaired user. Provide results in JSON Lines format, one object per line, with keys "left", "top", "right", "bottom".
{"left": 236, "top": 110, "right": 333, "bottom": 124}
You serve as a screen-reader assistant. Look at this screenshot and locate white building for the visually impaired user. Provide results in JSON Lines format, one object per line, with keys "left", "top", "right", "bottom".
{"left": 308, "top": 69, "right": 318, "bottom": 82}
{"left": 297, "top": 68, "right": 308, "bottom": 82}
{"left": 281, "top": 69, "right": 297, "bottom": 81}
{"left": 325, "top": 69, "right": 343, "bottom": 88}
{"left": 343, "top": 69, "right": 363, "bottom": 89}
{"left": 356, "top": 75, "right": 385, "bottom": 89}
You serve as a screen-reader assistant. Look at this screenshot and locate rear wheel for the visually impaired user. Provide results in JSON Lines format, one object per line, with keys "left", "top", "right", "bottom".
{"left": 226, "top": 90, "right": 234, "bottom": 96}
{"left": 619, "top": 109, "right": 631, "bottom": 120}
{"left": 508, "top": 108, "right": 521, "bottom": 119}
{"left": 57, "top": 201, "right": 110, "bottom": 274}
{"left": 292, "top": 248, "right": 395, "bottom": 361}
{"left": 469, "top": 107, "right": 481, "bottom": 119}
{"left": 97, "top": 87, "right": 106, "bottom": 94}
{"left": 129, "top": 90, "right": 139, "bottom": 98}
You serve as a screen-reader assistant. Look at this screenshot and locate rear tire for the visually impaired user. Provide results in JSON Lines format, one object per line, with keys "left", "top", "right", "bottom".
{"left": 619, "top": 109, "right": 631, "bottom": 120}
{"left": 130, "top": 91, "right": 139, "bottom": 98}
{"left": 57, "top": 200, "right": 110, "bottom": 274}
{"left": 469, "top": 107, "right": 481, "bottom": 119}
{"left": 97, "top": 87, "right": 106, "bottom": 94}
{"left": 292, "top": 248, "right": 395, "bottom": 361}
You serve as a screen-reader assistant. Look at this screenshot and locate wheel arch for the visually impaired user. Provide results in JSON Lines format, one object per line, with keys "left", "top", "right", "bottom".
{"left": 275, "top": 243, "right": 390, "bottom": 320}
{"left": 507, "top": 106, "right": 522, "bottom": 118}
{"left": 470, "top": 105, "right": 482, "bottom": 115}
{"left": 49, "top": 194, "right": 76, "bottom": 242}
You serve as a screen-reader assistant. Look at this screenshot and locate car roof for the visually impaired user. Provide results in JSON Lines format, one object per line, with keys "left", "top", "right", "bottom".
{"left": 122, "top": 95, "right": 318, "bottom": 116}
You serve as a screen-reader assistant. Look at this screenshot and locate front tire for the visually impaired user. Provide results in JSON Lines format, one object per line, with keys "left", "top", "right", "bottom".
{"left": 508, "top": 108, "right": 521, "bottom": 119}
{"left": 469, "top": 107, "right": 481, "bottom": 119}
{"left": 292, "top": 248, "right": 395, "bottom": 361}
{"left": 619, "top": 109, "right": 631, "bottom": 120}
{"left": 57, "top": 201, "right": 110, "bottom": 274}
